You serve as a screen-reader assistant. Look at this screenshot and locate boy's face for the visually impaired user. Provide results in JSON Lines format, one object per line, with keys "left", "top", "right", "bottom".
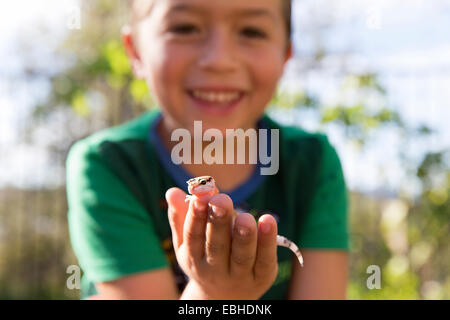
{"left": 125, "top": 0, "right": 292, "bottom": 133}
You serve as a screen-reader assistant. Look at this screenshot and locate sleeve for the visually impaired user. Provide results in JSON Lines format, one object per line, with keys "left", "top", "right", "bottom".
{"left": 66, "top": 140, "right": 169, "bottom": 283}
{"left": 298, "top": 136, "right": 350, "bottom": 250}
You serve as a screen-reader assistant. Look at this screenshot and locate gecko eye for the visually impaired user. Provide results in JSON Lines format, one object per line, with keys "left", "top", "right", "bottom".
{"left": 200, "top": 180, "right": 207, "bottom": 185}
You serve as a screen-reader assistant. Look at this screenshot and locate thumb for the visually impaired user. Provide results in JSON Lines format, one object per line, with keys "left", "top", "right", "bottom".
{"left": 165, "top": 187, "right": 189, "bottom": 249}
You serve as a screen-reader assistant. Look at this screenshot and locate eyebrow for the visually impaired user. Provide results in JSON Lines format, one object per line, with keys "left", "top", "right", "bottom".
{"left": 167, "top": 3, "right": 277, "bottom": 22}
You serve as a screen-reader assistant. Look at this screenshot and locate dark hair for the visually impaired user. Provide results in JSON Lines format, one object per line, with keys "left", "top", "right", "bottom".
{"left": 282, "top": 0, "right": 292, "bottom": 41}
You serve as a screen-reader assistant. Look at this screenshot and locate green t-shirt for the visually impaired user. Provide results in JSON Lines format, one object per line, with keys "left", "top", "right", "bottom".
{"left": 66, "top": 109, "right": 349, "bottom": 300}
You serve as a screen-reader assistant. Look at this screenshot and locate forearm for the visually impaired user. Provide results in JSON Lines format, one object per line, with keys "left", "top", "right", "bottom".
{"left": 179, "top": 280, "right": 262, "bottom": 300}
{"left": 180, "top": 280, "right": 238, "bottom": 300}
{"left": 180, "top": 280, "right": 210, "bottom": 300}
{"left": 287, "top": 251, "right": 348, "bottom": 300}
{"left": 93, "top": 268, "right": 182, "bottom": 300}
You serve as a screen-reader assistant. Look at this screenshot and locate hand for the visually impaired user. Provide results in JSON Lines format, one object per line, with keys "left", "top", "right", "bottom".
{"left": 165, "top": 187, "right": 279, "bottom": 300}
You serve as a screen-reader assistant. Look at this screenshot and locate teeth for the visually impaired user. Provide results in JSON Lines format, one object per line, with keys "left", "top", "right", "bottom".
{"left": 192, "top": 90, "right": 241, "bottom": 103}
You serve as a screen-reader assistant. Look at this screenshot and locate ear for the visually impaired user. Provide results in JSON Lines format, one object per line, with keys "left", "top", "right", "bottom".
{"left": 283, "top": 40, "right": 293, "bottom": 65}
{"left": 121, "top": 25, "right": 146, "bottom": 79}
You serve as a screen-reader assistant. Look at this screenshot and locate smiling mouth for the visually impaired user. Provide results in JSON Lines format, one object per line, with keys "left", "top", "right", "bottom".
{"left": 187, "top": 89, "right": 244, "bottom": 108}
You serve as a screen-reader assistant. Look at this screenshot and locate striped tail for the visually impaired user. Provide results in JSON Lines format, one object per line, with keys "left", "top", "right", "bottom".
{"left": 276, "top": 235, "right": 304, "bottom": 267}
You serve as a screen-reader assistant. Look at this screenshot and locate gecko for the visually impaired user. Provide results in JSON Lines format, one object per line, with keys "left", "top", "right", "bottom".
{"left": 185, "top": 176, "right": 304, "bottom": 267}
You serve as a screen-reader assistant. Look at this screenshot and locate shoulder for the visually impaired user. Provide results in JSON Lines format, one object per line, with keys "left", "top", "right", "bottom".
{"left": 67, "top": 109, "right": 160, "bottom": 164}
{"left": 262, "top": 113, "right": 336, "bottom": 167}
{"left": 70, "top": 110, "right": 159, "bottom": 153}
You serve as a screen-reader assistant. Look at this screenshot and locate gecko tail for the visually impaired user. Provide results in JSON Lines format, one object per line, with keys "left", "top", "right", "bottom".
{"left": 276, "top": 235, "right": 304, "bottom": 267}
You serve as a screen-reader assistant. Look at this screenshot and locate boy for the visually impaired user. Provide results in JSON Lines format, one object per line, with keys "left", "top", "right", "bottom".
{"left": 67, "top": 0, "right": 349, "bottom": 299}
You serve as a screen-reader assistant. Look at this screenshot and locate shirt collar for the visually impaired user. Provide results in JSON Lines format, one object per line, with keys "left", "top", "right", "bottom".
{"left": 148, "top": 113, "right": 270, "bottom": 205}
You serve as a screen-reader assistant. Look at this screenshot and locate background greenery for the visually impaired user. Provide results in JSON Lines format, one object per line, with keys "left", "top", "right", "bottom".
{"left": 0, "top": 0, "right": 448, "bottom": 299}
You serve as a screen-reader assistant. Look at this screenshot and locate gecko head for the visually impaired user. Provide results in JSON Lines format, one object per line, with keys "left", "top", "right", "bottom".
{"left": 187, "top": 176, "right": 216, "bottom": 195}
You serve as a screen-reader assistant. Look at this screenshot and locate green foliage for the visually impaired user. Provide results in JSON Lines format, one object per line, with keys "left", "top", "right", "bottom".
{"left": 0, "top": 188, "right": 79, "bottom": 300}
{"left": 130, "top": 79, "right": 152, "bottom": 103}
{"left": 71, "top": 90, "right": 91, "bottom": 117}
{"left": 409, "top": 150, "right": 450, "bottom": 299}
{"left": 349, "top": 268, "right": 420, "bottom": 300}
{"left": 31, "top": 3, "right": 154, "bottom": 127}
{"left": 104, "top": 40, "right": 131, "bottom": 77}
{"left": 347, "top": 149, "right": 450, "bottom": 300}
{"left": 271, "top": 73, "right": 404, "bottom": 146}
{"left": 269, "top": 89, "right": 318, "bottom": 109}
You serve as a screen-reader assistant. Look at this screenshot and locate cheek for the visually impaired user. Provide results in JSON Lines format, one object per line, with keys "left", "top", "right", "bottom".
{"left": 137, "top": 26, "right": 189, "bottom": 100}
{"left": 248, "top": 48, "right": 286, "bottom": 103}
{"left": 141, "top": 42, "right": 197, "bottom": 125}
{"left": 144, "top": 43, "right": 186, "bottom": 97}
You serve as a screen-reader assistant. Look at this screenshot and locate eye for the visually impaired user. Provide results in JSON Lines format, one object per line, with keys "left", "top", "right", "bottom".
{"left": 170, "top": 23, "right": 199, "bottom": 35}
{"left": 241, "top": 27, "right": 267, "bottom": 39}
{"left": 200, "top": 180, "right": 207, "bottom": 185}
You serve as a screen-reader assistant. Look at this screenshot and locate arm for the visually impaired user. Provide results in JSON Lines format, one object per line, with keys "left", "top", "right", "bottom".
{"left": 287, "top": 137, "right": 350, "bottom": 299}
{"left": 67, "top": 142, "right": 175, "bottom": 300}
{"left": 93, "top": 268, "right": 269, "bottom": 300}
{"left": 287, "top": 250, "right": 348, "bottom": 300}
{"left": 92, "top": 268, "right": 180, "bottom": 300}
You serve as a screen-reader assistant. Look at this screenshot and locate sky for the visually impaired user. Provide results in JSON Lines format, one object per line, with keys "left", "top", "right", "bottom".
{"left": 0, "top": 0, "right": 449, "bottom": 194}
{"left": 284, "top": 0, "right": 450, "bottom": 195}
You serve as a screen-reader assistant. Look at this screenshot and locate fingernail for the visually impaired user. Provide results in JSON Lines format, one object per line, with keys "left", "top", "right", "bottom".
{"left": 238, "top": 226, "right": 249, "bottom": 237}
{"left": 260, "top": 221, "right": 272, "bottom": 234}
{"left": 211, "top": 205, "right": 225, "bottom": 218}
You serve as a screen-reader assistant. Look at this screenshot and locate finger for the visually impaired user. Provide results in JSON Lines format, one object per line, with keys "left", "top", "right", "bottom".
{"left": 183, "top": 194, "right": 209, "bottom": 261}
{"left": 165, "top": 187, "right": 189, "bottom": 249}
{"left": 205, "top": 193, "right": 234, "bottom": 272}
{"left": 254, "top": 214, "right": 278, "bottom": 282}
{"left": 230, "top": 213, "right": 257, "bottom": 277}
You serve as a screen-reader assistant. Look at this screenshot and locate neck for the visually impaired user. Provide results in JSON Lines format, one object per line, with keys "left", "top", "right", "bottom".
{"left": 156, "top": 118, "right": 259, "bottom": 192}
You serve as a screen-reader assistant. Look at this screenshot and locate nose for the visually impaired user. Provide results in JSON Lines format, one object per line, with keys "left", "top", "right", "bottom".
{"left": 197, "top": 27, "right": 238, "bottom": 73}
